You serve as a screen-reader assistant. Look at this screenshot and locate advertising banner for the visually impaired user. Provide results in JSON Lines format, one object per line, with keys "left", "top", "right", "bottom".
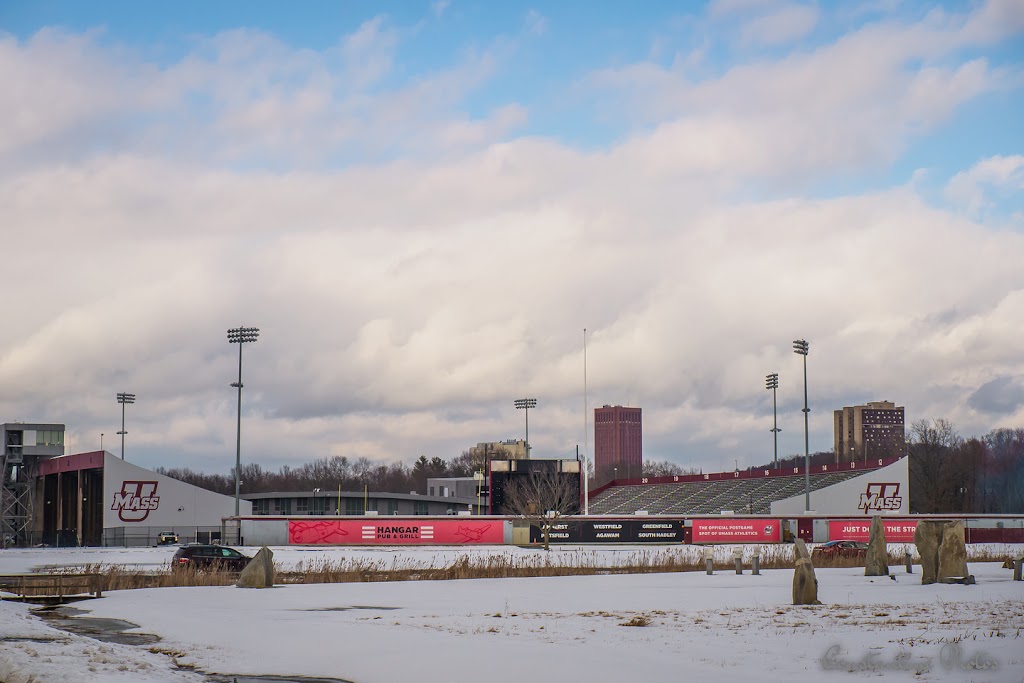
{"left": 828, "top": 519, "right": 917, "bottom": 543}
{"left": 527, "top": 520, "right": 685, "bottom": 544}
{"left": 691, "top": 519, "right": 782, "bottom": 544}
{"left": 288, "top": 519, "right": 504, "bottom": 545}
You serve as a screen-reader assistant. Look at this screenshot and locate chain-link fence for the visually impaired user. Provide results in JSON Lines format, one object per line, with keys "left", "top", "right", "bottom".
{"left": 101, "top": 524, "right": 241, "bottom": 547}
{"left": 6, "top": 523, "right": 242, "bottom": 548}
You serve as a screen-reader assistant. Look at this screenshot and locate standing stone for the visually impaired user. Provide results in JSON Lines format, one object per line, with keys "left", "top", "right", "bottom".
{"left": 937, "top": 521, "right": 969, "bottom": 581}
{"left": 864, "top": 515, "right": 890, "bottom": 576}
{"left": 914, "top": 520, "right": 944, "bottom": 585}
{"left": 236, "top": 546, "right": 275, "bottom": 588}
{"left": 792, "top": 539, "right": 821, "bottom": 605}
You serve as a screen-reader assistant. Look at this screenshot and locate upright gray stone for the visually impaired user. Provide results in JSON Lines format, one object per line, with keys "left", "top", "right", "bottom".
{"left": 864, "top": 515, "right": 889, "bottom": 576}
{"left": 236, "top": 546, "right": 275, "bottom": 588}
{"left": 937, "top": 521, "right": 969, "bottom": 581}
{"left": 914, "top": 520, "right": 944, "bottom": 585}
{"left": 792, "top": 539, "right": 821, "bottom": 605}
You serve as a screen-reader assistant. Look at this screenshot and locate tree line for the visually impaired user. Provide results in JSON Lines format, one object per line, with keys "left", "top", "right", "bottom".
{"left": 906, "top": 420, "right": 1023, "bottom": 514}
{"left": 156, "top": 452, "right": 486, "bottom": 498}
{"left": 157, "top": 420, "right": 1023, "bottom": 514}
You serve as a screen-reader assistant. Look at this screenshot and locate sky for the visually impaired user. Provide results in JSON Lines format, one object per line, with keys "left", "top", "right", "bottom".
{"left": 1, "top": 545, "right": 1022, "bottom": 682}
{"left": 1, "top": 1, "right": 1023, "bottom": 477}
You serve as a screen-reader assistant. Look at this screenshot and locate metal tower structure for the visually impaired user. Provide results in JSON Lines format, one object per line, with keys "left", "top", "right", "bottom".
{"left": 1, "top": 423, "right": 65, "bottom": 547}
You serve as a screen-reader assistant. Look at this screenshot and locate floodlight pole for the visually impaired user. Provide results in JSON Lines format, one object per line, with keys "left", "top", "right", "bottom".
{"left": 766, "top": 373, "right": 780, "bottom": 469}
{"left": 228, "top": 326, "right": 260, "bottom": 517}
{"left": 583, "top": 328, "right": 589, "bottom": 515}
{"left": 116, "top": 392, "right": 135, "bottom": 460}
{"left": 793, "top": 340, "right": 810, "bottom": 511}
{"left": 514, "top": 398, "right": 537, "bottom": 458}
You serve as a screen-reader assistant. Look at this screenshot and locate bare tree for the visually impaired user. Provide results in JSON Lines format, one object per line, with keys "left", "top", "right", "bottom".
{"left": 501, "top": 467, "right": 580, "bottom": 550}
{"left": 642, "top": 460, "right": 701, "bottom": 477}
{"left": 908, "top": 418, "right": 968, "bottom": 513}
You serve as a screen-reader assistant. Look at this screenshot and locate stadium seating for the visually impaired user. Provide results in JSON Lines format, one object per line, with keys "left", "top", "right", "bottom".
{"left": 588, "top": 470, "right": 865, "bottom": 515}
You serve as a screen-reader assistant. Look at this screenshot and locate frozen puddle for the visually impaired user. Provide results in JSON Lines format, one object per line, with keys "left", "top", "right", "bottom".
{"left": 36, "top": 605, "right": 160, "bottom": 645}
{"left": 208, "top": 677, "right": 354, "bottom": 683}
{"left": 35, "top": 606, "right": 355, "bottom": 683}
{"left": 298, "top": 605, "right": 400, "bottom": 612}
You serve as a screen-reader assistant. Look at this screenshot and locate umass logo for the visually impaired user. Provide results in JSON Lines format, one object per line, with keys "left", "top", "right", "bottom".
{"left": 111, "top": 480, "right": 160, "bottom": 522}
{"left": 858, "top": 482, "right": 902, "bottom": 514}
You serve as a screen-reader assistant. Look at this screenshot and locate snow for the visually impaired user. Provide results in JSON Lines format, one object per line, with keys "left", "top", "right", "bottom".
{"left": 2, "top": 545, "right": 1022, "bottom": 683}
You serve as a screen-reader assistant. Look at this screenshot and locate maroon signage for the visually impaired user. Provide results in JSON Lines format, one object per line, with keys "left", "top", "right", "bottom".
{"left": 111, "top": 480, "right": 160, "bottom": 522}
{"left": 829, "top": 519, "right": 917, "bottom": 543}
{"left": 856, "top": 482, "right": 903, "bottom": 514}
{"left": 691, "top": 519, "right": 781, "bottom": 543}
{"left": 289, "top": 519, "right": 504, "bottom": 545}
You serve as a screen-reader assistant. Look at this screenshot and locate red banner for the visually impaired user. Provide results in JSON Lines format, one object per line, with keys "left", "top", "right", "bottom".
{"left": 829, "top": 519, "right": 917, "bottom": 543}
{"left": 691, "top": 519, "right": 781, "bottom": 543}
{"left": 288, "top": 519, "right": 504, "bottom": 545}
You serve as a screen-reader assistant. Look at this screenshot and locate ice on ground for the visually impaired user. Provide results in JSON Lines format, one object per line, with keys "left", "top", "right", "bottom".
{"left": 2, "top": 548, "right": 1021, "bottom": 683}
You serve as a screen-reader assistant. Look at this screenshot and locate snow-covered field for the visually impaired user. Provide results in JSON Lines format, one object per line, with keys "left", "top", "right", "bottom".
{"left": 1, "top": 542, "right": 1019, "bottom": 575}
{"left": 1, "top": 545, "right": 1022, "bottom": 683}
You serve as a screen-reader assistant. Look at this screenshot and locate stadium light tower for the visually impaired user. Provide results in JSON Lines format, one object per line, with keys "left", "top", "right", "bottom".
{"left": 514, "top": 398, "right": 537, "bottom": 458}
{"left": 116, "top": 392, "right": 135, "bottom": 460}
{"left": 765, "top": 373, "right": 780, "bottom": 469}
{"left": 792, "top": 339, "right": 810, "bottom": 511}
{"left": 228, "top": 326, "right": 259, "bottom": 517}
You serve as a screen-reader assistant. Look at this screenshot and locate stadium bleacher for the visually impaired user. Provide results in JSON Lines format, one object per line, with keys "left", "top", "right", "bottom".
{"left": 588, "top": 469, "right": 866, "bottom": 515}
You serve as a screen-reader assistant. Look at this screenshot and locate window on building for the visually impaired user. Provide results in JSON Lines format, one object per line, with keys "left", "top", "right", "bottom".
{"left": 414, "top": 502, "right": 429, "bottom": 515}
{"left": 255, "top": 499, "right": 270, "bottom": 515}
{"left": 311, "top": 497, "right": 326, "bottom": 515}
{"left": 345, "top": 498, "right": 364, "bottom": 515}
{"left": 387, "top": 500, "right": 399, "bottom": 515}
{"left": 296, "top": 498, "right": 309, "bottom": 514}
{"left": 280, "top": 499, "right": 292, "bottom": 516}
{"left": 36, "top": 430, "right": 64, "bottom": 446}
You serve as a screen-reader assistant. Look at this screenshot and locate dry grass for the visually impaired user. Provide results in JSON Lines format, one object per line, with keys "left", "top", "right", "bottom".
{"left": 32, "top": 545, "right": 1016, "bottom": 592}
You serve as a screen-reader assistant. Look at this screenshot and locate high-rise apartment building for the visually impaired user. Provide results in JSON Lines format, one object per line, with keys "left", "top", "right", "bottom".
{"left": 833, "top": 401, "right": 905, "bottom": 464}
{"left": 594, "top": 405, "right": 642, "bottom": 482}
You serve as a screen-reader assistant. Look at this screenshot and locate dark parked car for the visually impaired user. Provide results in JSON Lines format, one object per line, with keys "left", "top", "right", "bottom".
{"left": 811, "top": 540, "right": 869, "bottom": 564}
{"left": 172, "top": 544, "right": 251, "bottom": 571}
{"left": 157, "top": 531, "right": 179, "bottom": 545}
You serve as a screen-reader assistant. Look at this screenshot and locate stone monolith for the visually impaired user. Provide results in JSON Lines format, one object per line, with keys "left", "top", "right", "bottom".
{"left": 937, "top": 521, "right": 969, "bottom": 581}
{"left": 865, "top": 515, "right": 889, "bottom": 576}
{"left": 792, "top": 539, "right": 821, "bottom": 605}
{"left": 914, "top": 520, "right": 944, "bottom": 585}
{"left": 236, "top": 546, "right": 275, "bottom": 588}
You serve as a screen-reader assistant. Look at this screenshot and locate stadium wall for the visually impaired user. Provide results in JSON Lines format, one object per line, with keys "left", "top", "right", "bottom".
{"left": 102, "top": 453, "right": 250, "bottom": 529}
{"left": 770, "top": 457, "right": 909, "bottom": 516}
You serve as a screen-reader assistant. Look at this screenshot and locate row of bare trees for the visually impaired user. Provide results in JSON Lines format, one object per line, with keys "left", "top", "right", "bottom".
{"left": 156, "top": 452, "right": 485, "bottom": 497}
{"left": 157, "top": 420, "right": 1023, "bottom": 514}
{"left": 908, "top": 420, "right": 1024, "bottom": 514}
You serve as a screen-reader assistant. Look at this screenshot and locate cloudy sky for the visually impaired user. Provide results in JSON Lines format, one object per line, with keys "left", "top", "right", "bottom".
{"left": 1, "top": 0, "right": 1022, "bottom": 476}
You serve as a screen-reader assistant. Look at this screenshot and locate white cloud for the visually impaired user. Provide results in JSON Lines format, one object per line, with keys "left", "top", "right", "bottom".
{"left": 583, "top": 4, "right": 1012, "bottom": 184}
{"left": 432, "top": 1, "right": 451, "bottom": 19}
{"left": 739, "top": 4, "right": 820, "bottom": 46}
{"left": 525, "top": 10, "right": 548, "bottom": 37}
{"left": 0, "top": 6, "right": 1021, "bottom": 475}
{"left": 945, "top": 154, "right": 1024, "bottom": 216}
{"left": 708, "top": 0, "right": 780, "bottom": 20}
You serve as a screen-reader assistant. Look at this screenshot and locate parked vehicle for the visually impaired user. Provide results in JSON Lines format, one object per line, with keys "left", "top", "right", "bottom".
{"left": 172, "top": 544, "right": 251, "bottom": 571}
{"left": 157, "top": 531, "right": 179, "bottom": 545}
{"left": 811, "top": 540, "right": 869, "bottom": 564}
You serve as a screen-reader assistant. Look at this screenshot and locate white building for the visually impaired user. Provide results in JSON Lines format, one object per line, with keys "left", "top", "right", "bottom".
{"left": 33, "top": 451, "right": 250, "bottom": 547}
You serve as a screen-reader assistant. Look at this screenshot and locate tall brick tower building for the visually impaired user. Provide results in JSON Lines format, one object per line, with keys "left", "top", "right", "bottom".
{"left": 594, "top": 405, "right": 642, "bottom": 483}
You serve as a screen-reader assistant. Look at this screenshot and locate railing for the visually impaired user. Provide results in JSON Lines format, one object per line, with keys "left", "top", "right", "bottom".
{"left": 0, "top": 573, "right": 104, "bottom": 601}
